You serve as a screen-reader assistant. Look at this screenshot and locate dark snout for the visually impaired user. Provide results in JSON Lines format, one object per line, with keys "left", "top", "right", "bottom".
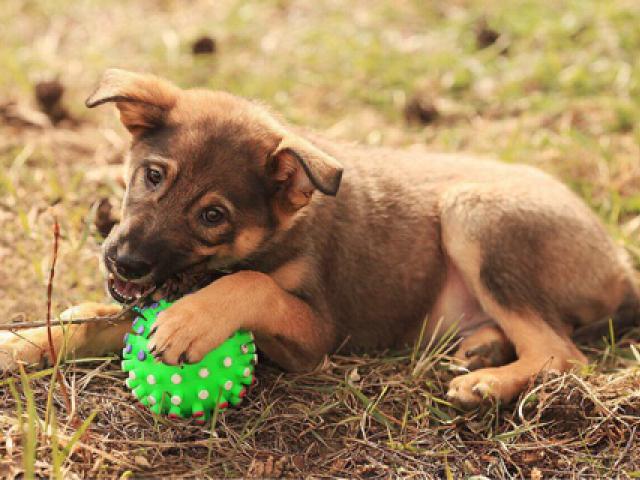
{"left": 113, "top": 252, "right": 153, "bottom": 280}
{"left": 102, "top": 218, "right": 210, "bottom": 304}
{"left": 102, "top": 221, "right": 170, "bottom": 303}
{"left": 105, "top": 237, "right": 157, "bottom": 281}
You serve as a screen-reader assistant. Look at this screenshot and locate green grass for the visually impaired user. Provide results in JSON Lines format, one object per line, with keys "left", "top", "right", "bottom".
{"left": 0, "top": 0, "right": 639, "bottom": 477}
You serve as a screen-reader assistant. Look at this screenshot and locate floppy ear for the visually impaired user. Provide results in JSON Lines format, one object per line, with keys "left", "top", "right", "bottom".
{"left": 267, "top": 134, "right": 343, "bottom": 212}
{"left": 85, "top": 69, "right": 179, "bottom": 136}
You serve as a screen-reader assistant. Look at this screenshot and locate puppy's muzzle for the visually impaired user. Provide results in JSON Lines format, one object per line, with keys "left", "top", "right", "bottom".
{"left": 113, "top": 252, "right": 153, "bottom": 280}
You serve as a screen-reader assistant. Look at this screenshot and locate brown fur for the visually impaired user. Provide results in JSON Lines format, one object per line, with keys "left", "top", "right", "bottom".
{"left": 453, "top": 324, "right": 515, "bottom": 372}
{"left": 1, "top": 70, "right": 638, "bottom": 407}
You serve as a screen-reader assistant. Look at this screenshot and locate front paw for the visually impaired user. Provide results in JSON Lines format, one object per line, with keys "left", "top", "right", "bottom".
{"left": 60, "top": 302, "right": 122, "bottom": 320}
{"left": 0, "top": 331, "right": 46, "bottom": 372}
{"left": 146, "top": 298, "right": 238, "bottom": 365}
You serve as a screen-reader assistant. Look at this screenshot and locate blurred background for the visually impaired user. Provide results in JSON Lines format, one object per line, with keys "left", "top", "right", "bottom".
{"left": 1, "top": 0, "right": 639, "bottom": 321}
{"left": 0, "top": 1, "right": 639, "bottom": 477}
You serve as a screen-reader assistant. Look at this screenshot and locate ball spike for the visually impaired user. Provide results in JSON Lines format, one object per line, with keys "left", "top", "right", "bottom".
{"left": 191, "top": 401, "right": 205, "bottom": 418}
{"left": 132, "top": 385, "right": 147, "bottom": 399}
{"left": 121, "top": 360, "right": 134, "bottom": 372}
{"left": 168, "top": 405, "right": 182, "bottom": 419}
{"left": 125, "top": 377, "right": 140, "bottom": 389}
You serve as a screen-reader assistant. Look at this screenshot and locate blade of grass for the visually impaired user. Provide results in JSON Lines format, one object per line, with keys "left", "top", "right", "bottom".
{"left": 61, "top": 410, "right": 98, "bottom": 458}
{"left": 19, "top": 365, "right": 38, "bottom": 480}
{"left": 346, "top": 383, "right": 397, "bottom": 430}
{"left": 51, "top": 414, "right": 63, "bottom": 480}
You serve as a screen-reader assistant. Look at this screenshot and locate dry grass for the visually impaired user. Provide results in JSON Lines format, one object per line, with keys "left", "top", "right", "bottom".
{"left": 1, "top": 348, "right": 639, "bottom": 478}
{"left": 0, "top": 0, "right": 639, "bottom": 478}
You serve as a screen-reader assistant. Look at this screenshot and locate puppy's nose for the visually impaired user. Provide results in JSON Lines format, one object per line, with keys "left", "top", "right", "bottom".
{"left": 114, "top": 253, "right": 152, "bottom": 280}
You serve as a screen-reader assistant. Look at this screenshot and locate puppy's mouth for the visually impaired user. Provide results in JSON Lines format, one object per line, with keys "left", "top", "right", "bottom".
{"left": 106, "top": 269, "right": 226, "bottom": 305}
{"left": 107, "top": 275, "right": 155, "bottom": 304}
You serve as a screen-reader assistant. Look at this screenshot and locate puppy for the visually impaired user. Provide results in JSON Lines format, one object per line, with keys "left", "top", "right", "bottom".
{"left": 1, "top": 69, "right": 637, "bottom": 407}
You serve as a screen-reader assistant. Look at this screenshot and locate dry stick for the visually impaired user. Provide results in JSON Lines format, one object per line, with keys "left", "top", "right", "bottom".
{"left": 1, "top": 296, "right": 145, "bottom": 331}
{"left": 46, "top": 216, "right": 73, "bottom": 417}
{"left": 46, "top": 218, "right": 60, "bottom": 365}
{"left": 0, "top": 314, "right": 127, "bottom": 331}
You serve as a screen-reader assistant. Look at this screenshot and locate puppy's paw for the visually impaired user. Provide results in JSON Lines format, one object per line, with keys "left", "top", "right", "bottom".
{"left": 0, "top": 331, "right": 46, "bottom": 372}
{"left": 0, "top": 303, "right": 122, "bottom": 373}
{"left": 60, "top": 302, "right": 122, "bottom": 320}
{"left": 453, "top": 340, "right": 515, "bottom": 372}
{"left": 146, "top": 298, "right": 238, "bottom": 365}
{"left": 447, "top": 369, "right": 507, "bottom": 408}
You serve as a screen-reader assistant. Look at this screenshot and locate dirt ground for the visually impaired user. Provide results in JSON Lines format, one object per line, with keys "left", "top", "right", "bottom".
{"left": 0, "top": 0, "right": 639, "bottom": 478}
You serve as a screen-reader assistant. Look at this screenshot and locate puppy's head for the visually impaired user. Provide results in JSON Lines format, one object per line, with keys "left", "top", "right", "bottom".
{"left": 86, "top": 69, "right": 342, "bottom": 304}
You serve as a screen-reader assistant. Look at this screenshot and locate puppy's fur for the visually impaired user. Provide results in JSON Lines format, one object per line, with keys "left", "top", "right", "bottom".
{"left": 1, "top": 70, "right": 638, "bottom": 407}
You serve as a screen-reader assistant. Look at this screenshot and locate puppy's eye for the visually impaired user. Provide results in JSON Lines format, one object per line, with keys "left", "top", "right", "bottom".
{"left": 200, "top": 206, "right": 225, "bottom": 226}
{"left": 145, "top": 166, "right": 163, "bottom": 189}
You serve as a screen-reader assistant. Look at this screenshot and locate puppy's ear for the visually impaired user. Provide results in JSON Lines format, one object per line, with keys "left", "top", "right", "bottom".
{"left": 267, "top": 134, "right": 343, "bottom": 212}
{"left": 85, "top": 69, "right": 179, "bottom": 136}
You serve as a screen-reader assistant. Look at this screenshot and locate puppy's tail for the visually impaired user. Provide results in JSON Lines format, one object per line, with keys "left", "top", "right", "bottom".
{"left": 573, "top": 276, "right": 640, "bottom": 343}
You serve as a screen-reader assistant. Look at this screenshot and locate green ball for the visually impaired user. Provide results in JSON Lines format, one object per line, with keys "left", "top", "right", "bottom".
{"left": 121, "top": 299, "right": 257, "bottom": 422}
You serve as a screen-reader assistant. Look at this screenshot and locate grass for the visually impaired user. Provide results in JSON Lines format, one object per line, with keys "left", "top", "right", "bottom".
{"left": 0, "top": 0, "right": 639, "bottom": 477}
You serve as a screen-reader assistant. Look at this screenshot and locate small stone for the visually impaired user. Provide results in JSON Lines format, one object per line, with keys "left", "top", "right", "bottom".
{"left": 241, "top": 344, "right": 249, "bottom": 354}
{"left": 137, "top": 350, "right": 146, "bottom": 361}
{"left": 34, "top": 79, "right": 68, "bottom": 124}
{"left": 34, "top": 80, "right": 63, "bottom": 107}
{"left": 191, "top": 36, "right": 217, "bottom": 55}
{"left": 134, "top": 455, "right": 151, "bottom": 468}
{"left": 198, "top": 389, "right": 209, "bottom": 400}
{"left": 475, "top": 18, "right": 501, "bottom": 50}
{"left": 129, "top": 371, "right": 136, "bottom": 379}
{"left": 530, "top": 468, "right": 543, "bottom": 480}
{"left": 224, "top": 380, "right": 233, "bottom": 391}
{"left": 223, "top": 356, "right": 233, "bottom": 367}
{"left": 199, "top": 368, "right": 209, "bottom": 378}
{"left": 171, "top": 373, "right": 182, "bottom": 384}
{"left": 243, "top": 367, "right": 251, "bottom": 377}
{"left": 171, "top": 395, "right": 182, "bottom": 405}
{"left": 404, "top": 95, "right": 439, "bottom": 125}
{"left": 147, "top": 374, "right": 156, "bottom": 385}
{"left": 147, "top": 395, "right": 156, "bottom": 405}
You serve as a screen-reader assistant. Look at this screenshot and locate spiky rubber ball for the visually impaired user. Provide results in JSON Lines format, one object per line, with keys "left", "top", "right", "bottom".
{"left": 121, "top": 299, "right": 257, "bottom": 423}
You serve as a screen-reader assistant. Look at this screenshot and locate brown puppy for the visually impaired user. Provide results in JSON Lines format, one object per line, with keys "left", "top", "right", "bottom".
{"left": 1, "top": 69, "right": 638, "bottom": 407}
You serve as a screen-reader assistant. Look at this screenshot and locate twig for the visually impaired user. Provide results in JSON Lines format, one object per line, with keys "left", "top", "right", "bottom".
{"left": 0, "top": 314, "right": 127, "bottom": 331}
{"left": 46, "top": 216, "right": 74, "bottom": 417}
{"left": 2, "top": 289, "right": 148, "bottom": 331}
{"left": 46, "top": 218, "right": 60, "bottom": 369}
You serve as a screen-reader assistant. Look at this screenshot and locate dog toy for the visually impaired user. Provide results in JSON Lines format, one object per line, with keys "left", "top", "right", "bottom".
{"left": 121, "top": 299, "right": 257, "bottom": 423}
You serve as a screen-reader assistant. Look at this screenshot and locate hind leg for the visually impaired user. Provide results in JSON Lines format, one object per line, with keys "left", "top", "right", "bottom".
{"left": 453, "top": 324, "right": 515, "bottom": 372}
{"left": 440, "top": 183, "right": 627, "bottom": 406}
{"left": 447, "top": 300, "right": 586, "bottom": 407}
